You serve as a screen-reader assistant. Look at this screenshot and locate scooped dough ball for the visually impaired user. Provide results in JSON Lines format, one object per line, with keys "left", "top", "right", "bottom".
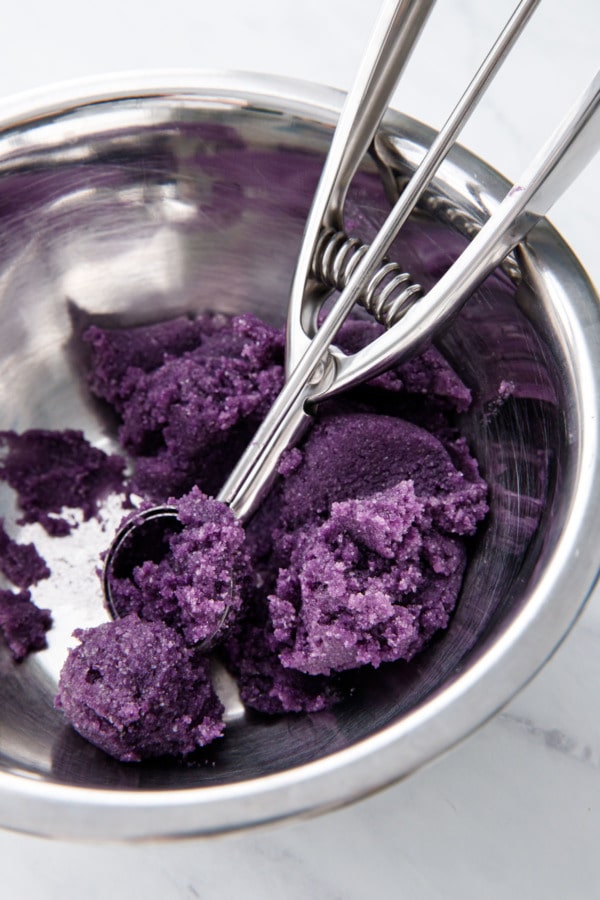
{"left": 56, "top": 615, "right": 224, "bottom": 761}
{"left": 108, "top": 487, "right": 252, "bottom": 646}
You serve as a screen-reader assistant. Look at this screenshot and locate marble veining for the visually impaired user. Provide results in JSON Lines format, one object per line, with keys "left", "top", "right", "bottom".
{"left": 499, "top": 712, "right": 599, "bottom": 770}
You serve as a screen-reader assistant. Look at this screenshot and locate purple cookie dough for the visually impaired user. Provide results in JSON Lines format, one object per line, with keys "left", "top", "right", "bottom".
{"left": 0, "top": 519, "right": 50, "bottom": 588}
{"left": 53, "top": 309, "right": 489, "bottom": 743}
{"left": 84, "top": 315, "right": 212, "bottom": 412}
{"left": 224, "top": 613, "right": 340, "bottom": 715}
{"left": 55, "top": 615, "right": 224, "bottom": 762}
{"left": 0, "top": 589, "right": 52, "bottom": 661}
{"left": 263, "top": 412, "right": 488, "bottom": 538}
{"left": 109, "top": 487, "right": 251, "bottom": 646}
{"left": 0, "top": 429, "right": 126, "bottom": 536}
{"left": 85, "top": 313, "right": 285, "bottom": 500}
{"left": 270, "top": 480, "right": 467, "bottom": 676}
{"left": 245, "top": 411, "right": 487, "bottom": 678}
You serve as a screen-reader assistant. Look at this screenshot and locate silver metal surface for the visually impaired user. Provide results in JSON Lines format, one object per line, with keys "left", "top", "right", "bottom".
{"left": 286, "top": 0, "right": 540, "bottom": 375}
{"left": 310, "top": 68, "right": 600, "bottom": 402}
{"left": 223, "top": 0, "right": 540, "bottom": 522}
{"left": 313, "top": 228, "right": 423, "bottom": 327}
{"left": 0, "top": 71, "right": 598, "bottom": 840}
{"left": 106, "top": 0, "right": 595, "bottom": 545}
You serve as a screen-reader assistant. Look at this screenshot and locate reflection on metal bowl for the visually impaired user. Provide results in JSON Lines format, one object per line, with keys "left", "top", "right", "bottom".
{"left": 0, "top": 71, "right": 598, "bottom": 840}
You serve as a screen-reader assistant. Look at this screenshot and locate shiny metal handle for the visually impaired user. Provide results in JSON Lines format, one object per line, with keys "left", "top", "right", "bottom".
{"left": 322, "top": 0, "right": 540, "bottom": 323}
{"left": 311, "top": 69, "right": 600, "bottom": 401}
{"left": 293, "top": 0, "right": 539, "bottom": 392}
{"left": 286, "top": 0, "right": 540, "bottom": 375}
{"left": 285, "top": 0, "right": 436, "bottom": 374}
{"left": 221, "top": 0, "right": 435, "bottom": 519}
{"left": 217, "top": 381, "right": 315, "bottom": 520}
{"left": 219, "top": 0, "right": 540, "bottom": 521}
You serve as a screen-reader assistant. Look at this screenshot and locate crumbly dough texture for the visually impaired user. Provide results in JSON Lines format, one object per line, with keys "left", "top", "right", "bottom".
{"left": 109, "top": 487, "right": 251, "bottom": 646}
{"left": 1, "top": 311, "right": 488, "bottom": 759}
{"left": 55, "top": 615, "right": 224, "bottom": 762}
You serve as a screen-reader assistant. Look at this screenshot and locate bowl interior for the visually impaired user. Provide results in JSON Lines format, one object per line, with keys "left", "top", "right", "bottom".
{"left": 0, "top": 78, "right": 595, "bottom": 826}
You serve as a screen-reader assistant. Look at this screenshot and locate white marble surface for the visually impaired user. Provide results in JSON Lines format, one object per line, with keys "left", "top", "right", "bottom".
{"left": 0, "top": 1, "right": 599, "bottom": 897}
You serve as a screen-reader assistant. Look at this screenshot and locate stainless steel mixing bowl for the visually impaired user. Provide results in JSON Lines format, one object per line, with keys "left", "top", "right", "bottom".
{"left": 0, "top": 72, "right": 598, "bottom": 841}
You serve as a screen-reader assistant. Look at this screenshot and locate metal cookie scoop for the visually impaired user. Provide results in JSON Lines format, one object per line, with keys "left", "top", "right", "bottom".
{"left": 103, "top": 0, "right": 600, "bottom": 639}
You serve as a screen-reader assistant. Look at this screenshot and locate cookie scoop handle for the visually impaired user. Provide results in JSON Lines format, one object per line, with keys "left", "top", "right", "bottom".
{"left": 285, "top": 0, "right": 436, "bottom": 375}
{"left": 312, "top": 68, "right": 600, "bottom": 400}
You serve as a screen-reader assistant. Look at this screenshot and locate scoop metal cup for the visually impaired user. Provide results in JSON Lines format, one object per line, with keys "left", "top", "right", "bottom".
{"left": 103, "top": 504, "right": 177, "bottom": 618}
{"left": 103, "top": 504, "right": 235, "bottom": 649}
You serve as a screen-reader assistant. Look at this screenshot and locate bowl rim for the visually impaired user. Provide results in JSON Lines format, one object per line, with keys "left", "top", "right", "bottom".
{"left": 0, "top": 69, "right": 598, "bottom": 841}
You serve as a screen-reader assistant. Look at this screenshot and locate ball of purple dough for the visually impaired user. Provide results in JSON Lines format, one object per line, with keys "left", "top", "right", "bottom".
{"left": 56, "top": 615, "right": 224, "bottom": 761}
{"left": 108, "top": 487, "right": 252, "bottom": 646}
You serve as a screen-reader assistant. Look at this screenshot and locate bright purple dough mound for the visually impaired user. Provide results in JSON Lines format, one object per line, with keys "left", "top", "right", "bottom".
{"left": 108, "top": 487, "right": 251, "bottom": 645}
{"left": 55, "top": 615, "right": 225, "bottom": 762}
{"left": 47, "top": 308, "right": 490, "bottom": 734}
{"left": 0, "top": 588, "right": 52, "bottom": 661}
{"left": 264, "top": 412, "right": 488, "bottom": 676}
{"left": 268, "top": 412, "right": 488, "bottom": 536}
{"left": 84, "top": 315, "right": 212, "bottom": 413}
{"left": 0, "top": 429, "right": 126, "bottom": 535}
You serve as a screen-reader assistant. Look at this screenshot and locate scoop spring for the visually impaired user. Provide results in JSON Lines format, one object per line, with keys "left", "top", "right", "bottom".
{"left": 312, "top": 227, "right": 422, "bottom": 329}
